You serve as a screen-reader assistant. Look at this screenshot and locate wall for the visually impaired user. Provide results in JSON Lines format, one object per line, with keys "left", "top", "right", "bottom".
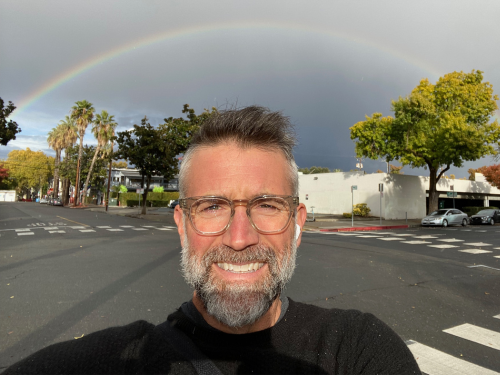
{"left": 298, "top": 172, "right": 500, "bottom": 219}
{"left": 0, "top": 190, "right": 16, "bottom": 202}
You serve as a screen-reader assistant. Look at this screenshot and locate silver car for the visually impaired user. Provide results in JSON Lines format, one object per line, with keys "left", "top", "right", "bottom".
{"left": 421, "top": 209, "right": 468, "bottom": 227}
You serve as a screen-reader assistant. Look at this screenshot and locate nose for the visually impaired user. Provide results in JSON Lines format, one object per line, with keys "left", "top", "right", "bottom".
{"left": 221, "top": 206, "right": 259, "bottom": 251}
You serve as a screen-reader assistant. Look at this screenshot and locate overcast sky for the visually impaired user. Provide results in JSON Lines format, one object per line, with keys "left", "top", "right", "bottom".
{"left": 1, "top": 0, "right": 499, "bottom": 178}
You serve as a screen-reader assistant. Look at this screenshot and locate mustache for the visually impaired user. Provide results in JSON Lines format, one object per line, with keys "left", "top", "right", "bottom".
{"left": 200, "top": 244, "right": 277, "bottom": 268}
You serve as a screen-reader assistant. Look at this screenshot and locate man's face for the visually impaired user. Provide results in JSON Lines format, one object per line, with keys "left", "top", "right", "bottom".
{"left": 174, "top": 143, "right": 306, "bottom": 328}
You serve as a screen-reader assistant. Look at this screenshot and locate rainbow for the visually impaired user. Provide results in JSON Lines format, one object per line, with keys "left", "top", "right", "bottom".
{"left": 14, "top": 21, "right": 443, "bottom": 117}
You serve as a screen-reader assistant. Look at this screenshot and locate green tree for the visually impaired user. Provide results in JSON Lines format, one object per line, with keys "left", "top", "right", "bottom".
{"left": 47, "top": 126, "right": 65, "bottom": 198}
{"left": 153, "top": 186, "right": 164, "bottom": 193}
{"left": 2, "top": 148, "right": 54, "bottom": 196}
{"left": 112, "top": 160, "right": 128, "bottom": 168}
{"left": 0, "top": 98, "right": 21, "bottom": 146}
{"left": 298, "top": 166, "right": 331, "bottom": 174}
{"left": 57, "top": 116, "right": 78, "bottom": 205}
{"left": 351, "top": 70, "right": 500, "bottom": 213}
{"left": 82, "top": 110, "right": 117, "bottom": 204}
{"left": 115, "top": 105, "right": 216, "bottom": 214}
{"left": 71, "top": 100, "right": 95, "bottom": 205}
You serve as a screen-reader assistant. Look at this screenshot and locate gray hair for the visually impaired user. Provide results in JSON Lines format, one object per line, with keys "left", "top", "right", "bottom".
{"left": 179, "top": 106, "right": 298, "bottom": 198}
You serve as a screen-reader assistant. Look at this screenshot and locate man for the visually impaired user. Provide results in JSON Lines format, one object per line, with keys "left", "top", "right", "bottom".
{"left": 5, "top": 106, "right": 420, "bottom": 374}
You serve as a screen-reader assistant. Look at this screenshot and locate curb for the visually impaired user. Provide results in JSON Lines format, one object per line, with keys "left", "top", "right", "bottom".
{"left": 319, "top": 225, "right": 410, "bottom": 232}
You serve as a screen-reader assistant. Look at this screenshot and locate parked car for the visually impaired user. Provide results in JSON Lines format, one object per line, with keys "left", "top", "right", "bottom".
{"left": 469, "top": 209, "right": 500, "bottom": 225}
{"left": 169, "top": 200, "right": 179, "bottom": 209}
{"left": 39, "top": 197, "right": 48, "bottom": 204}
{"left": 421, "top": 209, "right": 468, "bottom": 227}
{"left": 52, "top": 198, "right": 63, "bottom": 206}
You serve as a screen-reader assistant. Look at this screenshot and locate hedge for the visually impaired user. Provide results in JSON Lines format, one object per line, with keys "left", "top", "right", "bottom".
{"left": 119, "top": 191, "right": 179, "bottom": 207}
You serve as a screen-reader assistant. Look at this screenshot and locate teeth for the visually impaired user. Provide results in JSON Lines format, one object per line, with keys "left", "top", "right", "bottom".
{"left": 217, "top": 262, "right": 265, "bottom": 273}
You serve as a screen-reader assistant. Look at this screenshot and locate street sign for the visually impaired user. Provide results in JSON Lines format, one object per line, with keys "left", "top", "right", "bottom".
{"left": 446, "top": 192, "right": 457, "bottom": 197}
{"left": 450, "top": 185, "right": 454, "bottom": 191}
{"left": 306, "top": 194, "right": 309, "bottom": 200}
{"left": 379, "top": 183, "right": 383, "bottom": 192}
{"left": 352, "top": 185, "right": 358, "bottom": 191}
{"left": 136, "top": 188, "right": 144, "bottom": 194}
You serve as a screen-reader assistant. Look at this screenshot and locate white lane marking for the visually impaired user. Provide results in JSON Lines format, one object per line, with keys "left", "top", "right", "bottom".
{"left": 330, "top": 233, "right": 359, "bottom": 236}
{"left": 494, "top": 248, "right": 500, "bottom": 250}
{"left": 119, "top": 225, "right": 134, "bottom": 228}
{"left": 17, "top": 232, "right": 34, "bottom": 236}
{"left": 463, "top": 243, "right": 492, "bottom": 247}
{"left": 493, "top": 314, "right": 500, "bottom": 320}
{"left": 154, "top": 228, "right": 172, "bottom": 231}
{"left": 443, "top": 323, "right": 500, "bottom": 351}
{"left": 461, "top": 229, "right": 472, "bottom": 231}
{"left": 459, "top": 249, "right": 493, "bottom": 254}
{"left": 377, "top": 237, "right": 403, "bottom": 241}
{"left": 437, "top": 239, "right": 464, "bottom": 242}
{"left": 356, "top": 235, "right": 383, "bottom": 238}
{"left": 69, "top": 226, "right": 86, "bottom": 229}
{"left": 468, "top": 265, "right": 500, "bottom": 271}
{"left": 370, "top": 232, "right": 396, "bottom": 234}
{"left": 141, "top": 226, "right": 157, "bottom": 228}
{"left": 43, "top": 227, "right": 59, "bottom": 230}
{"left": 132, "top": 228, "right": 148, "bottom": 231}
{"left": 444, "top": 229, "right": 458, "bottom": 231}
{"left": 406, "top": 340, "right": 499, "bottom": 375}
{"left": 163, "top": 226, "right": 176, "bottom": 228}
{"left": 48, "top": 230, "right": 66, "bottom": 234}
{"left": 413, "top": 235, "right": 438, "bottom": 239}
{"left": 494, "top": 256, "right": 500, "bottom": 259}
{"left": 96, "top": 226, "right": 111, "bottom": 228}
{"left": 106, "top": 229, "right": 124, "bottom": 232}
{"left": 80, "top": 229, "right": 95, "bottom": 233}
{"left": 401, "top": 240, "right": 432, "bottom": 244}
{"left": 15, "top": 229, "right": 30, "bottom": 232}
{"left": 476, "top": 230, "right": 487, "bottom": 232}
{"left": 428, "top": 244, "right": 459, "bottom": 249}
{"left": 391, "top": 234, "right": 415, "bottom": 236}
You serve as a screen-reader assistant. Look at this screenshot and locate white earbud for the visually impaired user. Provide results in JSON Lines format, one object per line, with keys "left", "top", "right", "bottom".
{"left": 295, "top": 224, "right": 301, "bottom": 240}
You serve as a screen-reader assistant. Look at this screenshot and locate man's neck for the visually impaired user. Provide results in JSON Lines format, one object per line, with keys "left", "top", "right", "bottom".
{"left": 192, "top": 292, "right": 282, "bottom": 334}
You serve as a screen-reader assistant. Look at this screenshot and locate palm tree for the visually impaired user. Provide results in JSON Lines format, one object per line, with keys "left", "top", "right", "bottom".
{"left": 71, "top": 100, "right": 95, "bottom": 205}
{"left": 58, "top": 116, "right": 78, "bottom": 205}
{"left": 47, "top": 126, "right": 64, "bottom": 199}
{"left": 82, "top": 110, "right": 117, "bottom": 204}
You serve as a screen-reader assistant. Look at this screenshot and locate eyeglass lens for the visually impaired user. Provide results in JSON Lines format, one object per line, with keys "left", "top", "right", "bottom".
{"left": 190, "top": 197, "right": 291, "bottom": 233}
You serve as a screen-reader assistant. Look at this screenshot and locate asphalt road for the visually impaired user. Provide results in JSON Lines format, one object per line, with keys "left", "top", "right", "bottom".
{"left": 1, "top": 202, "right": 500, "bottom": 374}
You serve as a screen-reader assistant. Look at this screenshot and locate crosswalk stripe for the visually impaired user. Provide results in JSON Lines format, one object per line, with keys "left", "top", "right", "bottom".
{"left": 15, "top": 229, "right": 30, "bottom": 232}
{"left": 413, "top": 235, "right": 438, "bottom": 239}
{"left": 48, "top": 230, "right": 65, "bottom": 234}
{"left": 17, "top": 232, "right": 34, "bottom": 236}
{"left": 132, "top": 228, "right": 148, "bottom": 231}
{"left": 154, "top": 228, "right": 172, "bottom": 231}
{"left": 437, "top": 239, "right": 464, "bottom": 242}
{"left": 392, "top": 234, "right": 415, "bottom": 236}
{"left": 463, "top": 243, "right": 492, "bottom": 247}
{"left": 96, "top": 226, "right": 111, "bottom": 228}
{"left": 459, "top": 249, "right": 492, "bottom": 254}
{"left": 401, "top": 240, "right": 432, "bottom": 244}
{"left": 69, "top": 226, "right": 86, "bottom": 229}
{"left": 43, "top": 227, "right": 59, "bottom": 230}
{"left": 428, "top": 244, "right": 459, "bottom": 249}
{"left": 79, "top": 229, "right": 95, "bottom": 233}
{"left": 443, "top": 323, "right": 500, "bottom": 351}
{"left": 106, "top": 229, "right": 123, "bottom": 232}
{"left": 494, "top": 314, "right": 500, "bottom": 320}
{"left": 356, "top": 235, "right": 382, "bottom": 238}
{"left": 163, "top": 226, "right": 176, "bottom": 229}
{"left": 495, "top": 256, "right": 500, "bottom": 259}
{"left": 119, "top": 225, "right": 134, "bottom": 228}
{"left": 406, "top": 340, "right": 499, "bottom": 375}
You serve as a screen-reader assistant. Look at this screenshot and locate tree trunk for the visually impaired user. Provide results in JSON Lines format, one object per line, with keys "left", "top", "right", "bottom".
{"left": 75, "top": 132, "right": 84, "bottom": 205}
{"left": 427, "top": 164, "right": 450, "bottom": 214}
{"left": 64, "top": 178, "right": 70, "bottom": 205}
{"left": 141, "top": 175, "right": 151, "bottom": 215}
{"left": 54, "top": 149, "right": 60, "bottom": 199}
{"left": 428, "top": 167, "right": 439, "bottom": 214}
{"left": 82, "top": 145, "right": 100, "bottom": 205}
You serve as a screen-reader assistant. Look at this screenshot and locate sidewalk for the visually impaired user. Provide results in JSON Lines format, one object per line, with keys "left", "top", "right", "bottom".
{"left": 303, "top": 214, "right": 421, "bottom": 232}
{"left": 66, "top": 204, "right": 177, "bottom": 226}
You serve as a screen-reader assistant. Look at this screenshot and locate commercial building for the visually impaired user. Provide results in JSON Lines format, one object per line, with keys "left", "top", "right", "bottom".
{"left": 299, "top": 172, "right": 500, "bottom": 219}
{"left": 108, "top": 168, "right": 179, "bottom": 192}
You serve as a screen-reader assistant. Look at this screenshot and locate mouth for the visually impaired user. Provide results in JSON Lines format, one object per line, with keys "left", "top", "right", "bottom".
{"left": 215, "top": 262, "right": 266, "bottom": 273}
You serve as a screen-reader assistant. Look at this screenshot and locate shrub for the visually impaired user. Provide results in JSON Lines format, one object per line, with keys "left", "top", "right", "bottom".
{"left": 343, "top": 212, "right": 352, "bottom": 218}
{"left": 353, "top": 203, "right": 371, "bottom": 217}
{"left": 119, "top": 191, "right": 179, "bottom": 207}
{"left": 153, "top": 186, "right": 164, "bottom": 193}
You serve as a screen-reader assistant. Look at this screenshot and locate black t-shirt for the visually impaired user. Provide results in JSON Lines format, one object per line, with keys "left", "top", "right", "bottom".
{"left": 5, "top": 299, "right": 421, "bottom": 374}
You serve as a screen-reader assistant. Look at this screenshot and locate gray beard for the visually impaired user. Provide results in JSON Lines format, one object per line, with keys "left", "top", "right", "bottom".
{"left": 181, "top": 220, "right": 297, "bottom": 328}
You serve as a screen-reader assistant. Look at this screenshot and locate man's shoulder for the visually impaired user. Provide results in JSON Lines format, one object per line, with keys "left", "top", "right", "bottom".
{"left": 4, "top": 320, "right": 156, "bottom": 375}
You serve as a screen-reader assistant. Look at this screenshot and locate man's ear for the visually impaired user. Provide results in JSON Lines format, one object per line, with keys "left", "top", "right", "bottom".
{"left": 295, "top": 203, "right": 307, "bottom": 247}
{"left": 174, "top": 205, "right": 185, "bottom": 247}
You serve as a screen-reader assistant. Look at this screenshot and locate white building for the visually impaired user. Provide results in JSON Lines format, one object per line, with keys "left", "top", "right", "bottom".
{"left": 299, "top": 172, "right": 500, "bottom": 219}
{"left": 108, "top": 168, "right": 179, "bottom": 192}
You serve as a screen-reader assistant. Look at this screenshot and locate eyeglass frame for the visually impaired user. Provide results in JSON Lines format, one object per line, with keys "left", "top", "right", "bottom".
{"left": 179, "top": 195, "right": 300, "bottom": 235}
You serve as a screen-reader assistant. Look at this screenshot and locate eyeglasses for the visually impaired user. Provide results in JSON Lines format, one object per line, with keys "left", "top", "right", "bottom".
{"left": 179, "top": 195, "right": 299, "bottom": 235}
